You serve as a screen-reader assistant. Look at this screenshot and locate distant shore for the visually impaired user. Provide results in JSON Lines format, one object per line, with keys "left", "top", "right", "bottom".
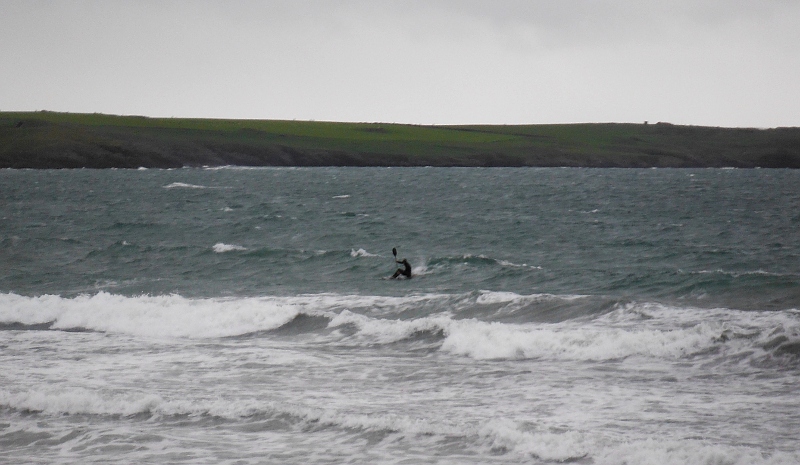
{"left": 2, "top": 111, "right": 799, "bottom": 168}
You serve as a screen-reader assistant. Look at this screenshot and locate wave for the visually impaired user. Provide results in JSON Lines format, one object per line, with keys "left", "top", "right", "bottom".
{"left": 479, "top": 419, "right": 798, "bottom": 464}
{"left": 428, "top": 254, "right": 541, "bottom": 269}
{"left": 327, "top": 305, "right": 725, "bottom": 360}
{"left": 3, "top": 389, "right": 796, "bottom": 464}
{"left": 162, "top": 182, "right": 207, "bottom": 189}
{"left": 0, "top": 292, "right": 300, "bottom": 338}
{"left": 324, "top": 300, "right": 800, "bottom": 364}
{"left": 440, "top": 316, "right": 716, "bottom": 361}
{"left": 0, "top": 387, "right": 457, "bottom": 437}
{"left": 329, "top": 310, "right": 448, "bottom": 344}
{"left": 663, "top": 269, "right": 800, "bottom": 311}
{"left": 350, "top": 248, "right": 377, "bottom": 258}
{"left": 0, "top": 290, "right": 590, "bottom": 338}
{"left": 414, "top": 254, "right": 543, "bottom": 279}
{"left": 212, "top": 242, "right": 247, "bottom": 253}
{"left": 688, "top": 269, "right": 800, "bottom": 279}
{"left": 0, "top": 292, "right": 462, "bottom": 338}
{"left": 235, "top": 247, "right": 376, "bottom": 261}
{"left": 593, "top": 438, "right": 799, "bottom": 465}
{"left": 0, "top": 387, "right": 585, "bottom": 461}
{"left": 1, "top": 293, "right": 797, "bottom": 364}
{"left": 0, "top": 388, "right": 165, "bottom": 417}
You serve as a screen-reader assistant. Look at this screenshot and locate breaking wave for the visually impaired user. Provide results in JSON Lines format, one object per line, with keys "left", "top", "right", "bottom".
{"left": 213, "top": 243, "right": 248, "bottom": 253}
{"left": 162, "top": 182, "right": 207, "bottom": 189}
{"left": 2, "top": 293, "right": 796, "bottom": 365}
{"left": 2, "top": 388, "right": 797, "bottom": 464}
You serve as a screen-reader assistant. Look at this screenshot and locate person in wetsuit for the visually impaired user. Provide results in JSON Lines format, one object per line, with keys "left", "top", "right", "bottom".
{"left": 391, "top": 258, "right": 412, "bottom": 279}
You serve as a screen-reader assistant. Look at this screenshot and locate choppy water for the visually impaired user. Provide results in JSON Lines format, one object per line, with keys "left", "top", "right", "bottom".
{"left": 1, "top": 167, "right": 799, "bottom": 464}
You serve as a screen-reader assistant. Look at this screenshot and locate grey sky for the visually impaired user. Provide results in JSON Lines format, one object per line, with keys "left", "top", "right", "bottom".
{"left": 2, "top": 0, "right": 798, "bottom": 127}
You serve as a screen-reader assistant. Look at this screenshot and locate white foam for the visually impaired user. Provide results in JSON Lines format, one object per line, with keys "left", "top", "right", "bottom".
{"left": 408, "top": 263, "right": 431, "bottom": 276}
{"left": 0, "top": 292, "right": 299, "bottom": 338}
{"left": 321, "top": 301, "right": 752, "bottom": 361}
{"left": 474, "top": 290, "right": 584, "bottom": 305}
{"left": 474, "top": 291, "right": 522, "bottom": 304}
{"left": 277, "top": 402, "right": 461, "bottom": 436}
{"left": 163, "top": 182, "right": 207, "bottom": 189}
{"left": 4, "top": 388, "right": 797, "bottom": 465}
{"left": 350, "top": 248, "right": 377, "bottom": 257}
{"left": 329, "top": 310, "right": 449, "bottom": 344}
{"left": 496, "top": 259, "right": 543, "bottom": 269}
{"left": 441, "top": 317, "right": 721, "bottom": 361}
{"left": 325, "top": 301, "right": 723, "bottom": 362}
{"left": 0, "top": 387, "right": 296, "bottom": 419}
{"left": 332, "top": 194, "right": 350, "bottom": 199}
{"left": 0, "top": 292, "right": 457, "bottom": 339}
{"left": 0, "top": 388, "right": 163, "bottom": 416}
{"left": 2, "top": 293, "right": 795, "bottom": 360}
{"left": 594, "top": 438, "right": 800, "bottom": 465}
{"left": 477, "top": 418, "right": 800, "bottom": 464}
{"left": 0, "top": 387, "right": 457, "bottom": 437}
{"left": 212, "top": 242, "right": 247, "bottom": 253}
{"left": 290, "top": 292, "right": 454, "bottom": 317}
{"left": 0, "top": 293, "right": 69, "bottom": 325}
{"left": 479, "top": 419, "right": 593, "bottom": 462}
{"left": 691, "top": 268, "right": 797, "bottom": 278}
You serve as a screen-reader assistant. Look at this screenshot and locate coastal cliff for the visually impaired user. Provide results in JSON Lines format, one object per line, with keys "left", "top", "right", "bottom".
{"left": 2, "top": 112, "right": 799, "bottom": 168}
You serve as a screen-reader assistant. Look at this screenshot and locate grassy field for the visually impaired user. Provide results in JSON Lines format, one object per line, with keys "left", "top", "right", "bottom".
{"left": 1, "top": 111, "right": 799, "bottom": 168}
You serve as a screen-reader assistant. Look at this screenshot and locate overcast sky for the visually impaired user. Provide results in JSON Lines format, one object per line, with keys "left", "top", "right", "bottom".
{"left": 2, "top": 1, "right": 798, "bottom": 127}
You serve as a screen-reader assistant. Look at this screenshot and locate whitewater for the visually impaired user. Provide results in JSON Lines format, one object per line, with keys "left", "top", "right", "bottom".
{"left": 1, "top": 167, "right": 799, "bottom": 464}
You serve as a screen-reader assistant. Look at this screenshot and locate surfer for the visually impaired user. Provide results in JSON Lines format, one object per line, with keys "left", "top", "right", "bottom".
{"left": 391, "top": 258, "right": 412, "bottom": 279}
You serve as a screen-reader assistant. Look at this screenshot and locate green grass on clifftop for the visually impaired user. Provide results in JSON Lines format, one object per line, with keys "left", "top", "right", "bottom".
{"left": 1, "top": 111, "right": 799, "bottom": 168}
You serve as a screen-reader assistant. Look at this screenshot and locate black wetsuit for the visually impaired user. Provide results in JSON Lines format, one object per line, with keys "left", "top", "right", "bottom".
{"left": 392, "top": 259, "right": 412, "bottom": 279}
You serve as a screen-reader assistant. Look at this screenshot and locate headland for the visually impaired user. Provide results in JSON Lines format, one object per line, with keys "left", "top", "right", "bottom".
{"left": 2, "top": 111, "right": 799, "bottom": 168}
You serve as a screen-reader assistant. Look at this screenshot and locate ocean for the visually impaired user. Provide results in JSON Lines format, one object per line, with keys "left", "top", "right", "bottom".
{"left": 1, "top": 167, "right": 799, "bottom": 464}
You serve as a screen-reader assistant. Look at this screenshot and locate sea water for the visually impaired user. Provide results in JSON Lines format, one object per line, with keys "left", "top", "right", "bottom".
{"left": 1, "top": 167, "right": 798, "bottom": 464}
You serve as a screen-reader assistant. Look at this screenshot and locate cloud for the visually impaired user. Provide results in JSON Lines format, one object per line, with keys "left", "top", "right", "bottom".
{"left": 1, "top": 1, "right": 799, "bottom": 126}
{"left": 425, "top": 0, "right": 800, "bottom": 49}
